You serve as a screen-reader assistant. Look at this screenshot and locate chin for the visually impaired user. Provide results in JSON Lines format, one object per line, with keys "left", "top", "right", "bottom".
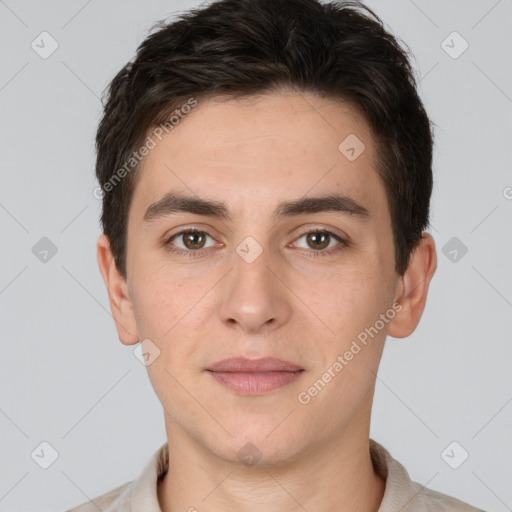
{"left": 207, "top": 425, "right": 307, "bottom": 468}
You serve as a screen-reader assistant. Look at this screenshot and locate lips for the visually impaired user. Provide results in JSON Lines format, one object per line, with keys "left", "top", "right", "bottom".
{"left": 206, "top": 357, "right": 304, "bottom": 395}
{"left": 206, "top": 356, "right": 303, "bottom": 372}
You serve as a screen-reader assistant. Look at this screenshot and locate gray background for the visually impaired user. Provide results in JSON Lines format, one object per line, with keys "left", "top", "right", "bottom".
{"left": 0, "top": 0, "right": 511, "bottom": 510}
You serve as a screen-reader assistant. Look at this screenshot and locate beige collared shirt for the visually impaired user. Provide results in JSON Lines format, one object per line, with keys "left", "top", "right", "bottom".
{"left": 67, "top": 439, "right": 485, "bottom": 511}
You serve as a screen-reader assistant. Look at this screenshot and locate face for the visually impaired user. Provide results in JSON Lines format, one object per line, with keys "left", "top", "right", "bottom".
{"left": 107, "top": 92, "right": 415, "bottom": 465}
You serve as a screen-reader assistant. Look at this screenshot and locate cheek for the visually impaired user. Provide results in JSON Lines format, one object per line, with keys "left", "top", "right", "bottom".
{"left": 129, "top": 267, "right": 191, "bottom": 340}
{"left": 315, "top": 267, "right": 387, "bottom": 330}
{"left": 133, "top": 272, "right": 204, "bottom": 385}
{"left": 312, "top": 274, "right": 395, "bottom": 387}
{"left": 307, "top": 276, "right": 389, "bottom": 406}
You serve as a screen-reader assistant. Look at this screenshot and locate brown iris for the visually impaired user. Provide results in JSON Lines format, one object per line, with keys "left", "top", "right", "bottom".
{"left": 306, "top": 232, "right": 330, "bottom": 250}
{"left": 182, "top": 231, "right": 207, "bottom": 250}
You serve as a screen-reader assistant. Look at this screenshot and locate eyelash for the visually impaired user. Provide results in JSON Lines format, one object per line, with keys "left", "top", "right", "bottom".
{"left": 164, "top": 228, "right": 349, "bottom": 259}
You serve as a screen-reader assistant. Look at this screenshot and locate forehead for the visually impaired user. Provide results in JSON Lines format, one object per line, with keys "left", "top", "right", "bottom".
{"left": 130, "top": 92, "right": 387, "bottom": 223}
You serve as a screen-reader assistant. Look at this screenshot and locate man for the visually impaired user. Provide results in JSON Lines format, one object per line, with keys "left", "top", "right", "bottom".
{"left": 69, "top": 0, "right": 483, "bottom": 510}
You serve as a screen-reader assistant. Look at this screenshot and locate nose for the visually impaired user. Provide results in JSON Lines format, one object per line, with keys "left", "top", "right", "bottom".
{"left": 218, "top": 241, "right": 292, "bottom": 334}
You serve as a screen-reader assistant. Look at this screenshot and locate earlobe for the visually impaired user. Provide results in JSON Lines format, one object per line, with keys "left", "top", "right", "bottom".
{"left": 96, "top": 234, "right": 139, "bottom": 345}
{"left": 387, "top": 233, "right": 437, "bottom": 339}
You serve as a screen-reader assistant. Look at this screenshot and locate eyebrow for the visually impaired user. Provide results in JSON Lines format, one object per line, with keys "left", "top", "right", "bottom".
{"left": 143, "top": 191, "right": 370, "bottom": 222}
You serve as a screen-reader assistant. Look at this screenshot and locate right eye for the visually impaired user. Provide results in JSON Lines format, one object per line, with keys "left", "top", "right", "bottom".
{"left": 165, "top": 229, "right": 218, "bottom": 256}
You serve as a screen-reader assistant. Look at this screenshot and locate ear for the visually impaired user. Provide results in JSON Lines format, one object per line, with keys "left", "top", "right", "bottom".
{"left": 387, "top": 233, "right": 437, "bottom": 338}
{"left": 96, "top": 233, "right": 139, "bottom": 345}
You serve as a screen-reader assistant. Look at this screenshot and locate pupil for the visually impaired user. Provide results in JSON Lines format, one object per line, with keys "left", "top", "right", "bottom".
{"left": 308, "top": 232, "right": 328, "bottom": 250}
{"left": 186, "top": 232, "right": 204, "bottom": 249}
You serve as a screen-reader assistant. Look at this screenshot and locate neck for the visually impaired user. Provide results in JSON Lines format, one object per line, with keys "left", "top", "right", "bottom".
{"left": 157, "top": 418, "right": 385, "bottom": 512}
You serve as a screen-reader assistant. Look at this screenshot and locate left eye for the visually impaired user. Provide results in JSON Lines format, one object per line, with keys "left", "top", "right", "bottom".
{"left": 292, "top": 231, "right": 345, "bottom": 251}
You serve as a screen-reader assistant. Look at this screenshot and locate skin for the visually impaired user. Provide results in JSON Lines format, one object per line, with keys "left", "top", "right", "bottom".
{"left": 97, "top": 91, "right": 437, "bottom": 512}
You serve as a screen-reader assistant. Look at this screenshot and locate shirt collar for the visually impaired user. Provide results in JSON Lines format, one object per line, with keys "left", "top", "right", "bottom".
{"left": 129, "top": 442, "right": 168, "bottom": 511}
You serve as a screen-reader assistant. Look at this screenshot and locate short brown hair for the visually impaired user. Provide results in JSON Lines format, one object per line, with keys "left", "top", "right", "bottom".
{"left": 95, "top": 0, "right": 435, "bottom": 278}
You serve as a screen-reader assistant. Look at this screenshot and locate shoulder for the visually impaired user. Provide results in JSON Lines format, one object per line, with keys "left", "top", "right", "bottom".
{"left": 410, "top": 481, "right": 486, "bottom": 511}
{"left": 369, "top": 440, "right": 485, "bottom": 512}
{"left": 65, "top": 480, "right": 134, "bottom": 512}
{"left": 65, "top": 442, "right": 168, "bottom": 512}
